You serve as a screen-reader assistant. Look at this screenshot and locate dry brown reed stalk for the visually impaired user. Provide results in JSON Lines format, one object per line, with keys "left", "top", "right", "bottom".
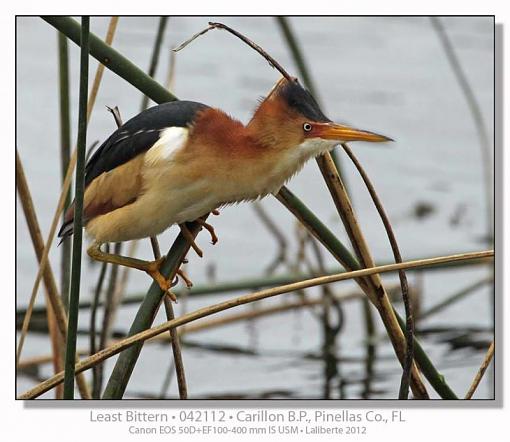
{"left": 103, "top": 244, "right": 131, "bottom": 326}
{"left": 314, "top": 151, "right": 423, "bottom": 398}
{"left": 465, "top": 342, "right": 495, "bottom": 399}
{"left": 17, "top": 283, "right": 402, "bottom": 371}
{"left": 18, "top": 293, "right": 347, "bottom": 373}
{"left": 164, "top": 281, "right": 406, "bottom": 341}
{"left": 174, "top": 22, "right": 294, "bottom": 82}
{"left": 149, "top": 235, "right": 188, "bottom": 399}
{"left": 163, "top": 296, "right": 188, "bottom": 398}
{"left": 88, "top": 107, "right": 126, "bottom": 397}
{"left": 17, "top": 152, "right": 73, "bottom": 361}
{"left": 90, "top": 258, "right": 108, "bottom": 398}
{"left": 166, "top": 50, "right": 177, "bottom": 91}
{"left": 100, "top": 245, "right": 122, "bottom": 343}
{"left": 16, "top": 17, "right": 120, "bottom": 365}
{"left": 16, "top": 153, "right": 63, "bottom": 380}
{"left": 38, "top": 287, "right": 401, "bottom": 365}
{"left": 340, "top": 142, "right": 414, "bottom": 398}
{"left": 16, "top": 151, "right": 91, "bottom": 399}
{"left": 87, "top": 17, "right": 119, "bottom": 118}
{"left": 174, "top": 290, "right": 360, "bottom": 337}
{"left": 115, "top": 242, "right": 139, "bottom": 296}
{"left": 93, "top": 242, "right": 121, "bottom": 394}
{"left": 148, "top": 24, "right": 189, "bottom": 399}
{"left": 20, "top": 250, "right": 480, "bottom": 320}
{"left": 19, "top": 249, "right": 492, "bottom": 399}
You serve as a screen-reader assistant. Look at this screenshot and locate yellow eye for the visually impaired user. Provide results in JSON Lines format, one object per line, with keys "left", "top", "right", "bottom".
{"left": 303, "top": 123, "right": 312, "bottom": 132}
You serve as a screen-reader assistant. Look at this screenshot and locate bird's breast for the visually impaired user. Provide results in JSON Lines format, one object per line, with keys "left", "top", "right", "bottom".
{"left": 140, "top": 132, "right": 308, "bottom": 224}
{"left": 193, "top": 147, "right": 306, "bottom": 203}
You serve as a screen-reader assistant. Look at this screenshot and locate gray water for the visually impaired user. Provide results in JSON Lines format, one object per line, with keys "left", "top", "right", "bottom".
{"left": 16, "top": 16, "right": 494, "bottom": 399}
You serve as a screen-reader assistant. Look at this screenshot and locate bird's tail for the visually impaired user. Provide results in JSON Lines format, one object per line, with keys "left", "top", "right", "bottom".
{"left": 57, "top": 220, "right": 74, "bottom": 245}
{"left": 57, "top": 204, "right": 75, "bottom": 245}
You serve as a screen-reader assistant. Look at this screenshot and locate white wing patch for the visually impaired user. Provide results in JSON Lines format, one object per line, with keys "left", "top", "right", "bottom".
{"left": 144, "top": 127, "right": 189, "bottom": 165}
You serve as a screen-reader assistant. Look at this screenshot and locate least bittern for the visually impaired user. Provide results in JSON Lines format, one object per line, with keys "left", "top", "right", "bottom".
{"left": 58, "top": 77, "right": 391, "bottom": 298}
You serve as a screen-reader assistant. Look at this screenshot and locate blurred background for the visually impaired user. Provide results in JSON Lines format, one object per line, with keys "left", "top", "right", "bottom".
{"left": 16, "top": 16, "right": 494, "bottom": 399}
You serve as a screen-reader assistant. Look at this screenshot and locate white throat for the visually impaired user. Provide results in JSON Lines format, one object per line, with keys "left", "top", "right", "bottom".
{"left": 265, "top": 137, "right": 340, "bottom": 194}
{"left": 297, "top": 137, "right": 340, "bottom": 160}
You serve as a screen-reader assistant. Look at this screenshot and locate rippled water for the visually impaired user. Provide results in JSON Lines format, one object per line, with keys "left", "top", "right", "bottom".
{"left": 16, "top": 16, "right": 494, "bottom": 399}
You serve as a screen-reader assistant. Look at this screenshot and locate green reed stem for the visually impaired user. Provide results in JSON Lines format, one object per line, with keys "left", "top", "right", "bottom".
{"left": 63, "top": 16, "right": 89, "bottom": 399}
{"left": 102, "top": 221, "right": 203, "bottom": 399}
{"left": 57, "top": 32, "right": 72, "bottom": 310}
{"left": 141, "top": 16, "right": 168, "bottom": 110}
{"left": 44, "top": 16, "right": 177, "bottom": 104}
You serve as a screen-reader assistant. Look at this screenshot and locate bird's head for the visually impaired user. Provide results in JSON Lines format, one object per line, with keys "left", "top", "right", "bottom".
{"left": 247, "top": 78, "right": 392, "bottom": 157}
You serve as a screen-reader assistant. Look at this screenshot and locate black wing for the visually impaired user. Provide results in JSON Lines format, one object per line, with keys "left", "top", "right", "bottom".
{"left": 57, "top": 100, "right": 209, "bottom": 242}
{"left": 84, "top": 100, "right": 210, "bottom": 187}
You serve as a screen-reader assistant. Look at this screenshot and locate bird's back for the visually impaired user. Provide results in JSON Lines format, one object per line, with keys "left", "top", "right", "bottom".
{"left": 58, "top": 100, "right": 210, "bottom": 241}
{"left": 85, "top": 101, "right": 210, "bottom": 187}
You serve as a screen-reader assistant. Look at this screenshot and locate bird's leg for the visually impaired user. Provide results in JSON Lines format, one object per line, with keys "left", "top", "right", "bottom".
{"left": 87, "top": 241, "right": 176, "bottom": 301}
{"left": 87, "top": 241, "right": 163, "bottom": 272}
{"left": 147, "top": 263, "right": 178, "bottom": 302}
{"left": 196, "top": 217, "right": 219, "bottom": 245}
{"left": 179, "top": 223, "right": 203, "bottom": 257}
{"left": 176, "top": 268, "right": 193, "bottom": 289}
{"left": 178, "top": 213, "right": 219, "bottom": 258}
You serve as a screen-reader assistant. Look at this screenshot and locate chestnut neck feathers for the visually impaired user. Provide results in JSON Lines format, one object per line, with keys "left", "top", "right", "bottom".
{"left": 191, "top": 79, "right": 330, "bottom": 154}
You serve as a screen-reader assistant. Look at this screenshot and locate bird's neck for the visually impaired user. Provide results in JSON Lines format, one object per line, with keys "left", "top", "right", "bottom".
{"left": 191, "top": 104, "right": 297, "bottom": 153}
{"left": 245, "top": 99, "right": 296, "bottom": 150}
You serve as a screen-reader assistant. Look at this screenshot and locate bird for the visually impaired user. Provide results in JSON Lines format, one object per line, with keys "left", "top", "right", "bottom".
{"left": 58, "top": 77, "right": 392, "bottom": 298}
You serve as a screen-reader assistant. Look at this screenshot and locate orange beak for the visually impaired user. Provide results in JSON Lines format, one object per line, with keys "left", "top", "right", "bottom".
{"left": 315, "top": 122, "right": 393, "bottom": 143}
